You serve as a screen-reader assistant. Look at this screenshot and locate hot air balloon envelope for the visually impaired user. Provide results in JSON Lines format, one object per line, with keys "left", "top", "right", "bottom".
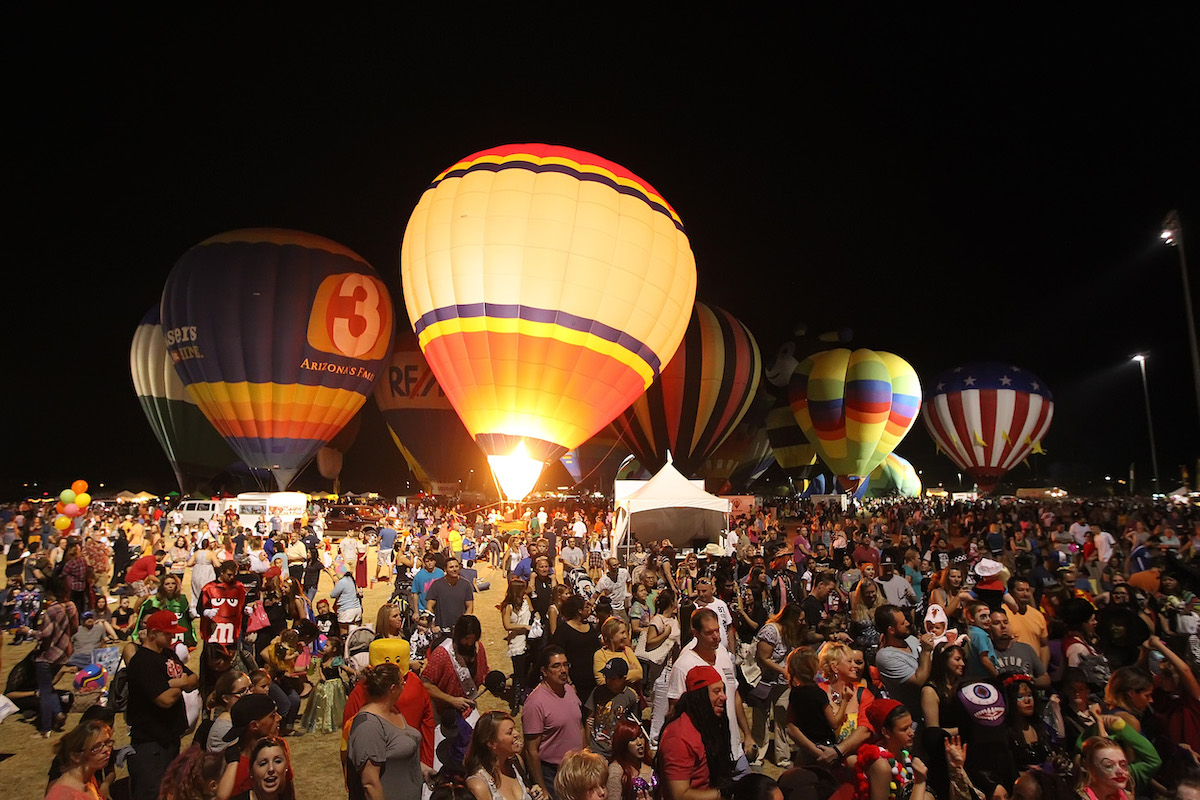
{"left": 161, "top": 229, "right": 394, "bottom": 490}
{"left": 401, "top": 144, "right": 697, "bottom": 500}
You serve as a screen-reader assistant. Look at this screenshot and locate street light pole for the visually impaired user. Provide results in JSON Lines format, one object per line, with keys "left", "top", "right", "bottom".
{"left": 1133, "top": 355, "right": 1161, "bottom": 494}
{"left": 1162, "top": 210, "right": 1200, "bottom": 433}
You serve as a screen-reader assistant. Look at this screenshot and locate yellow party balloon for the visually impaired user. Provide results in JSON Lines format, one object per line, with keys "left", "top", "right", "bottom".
{"left": 54, "top": 515, "right": 72, "bottom": 531}
{"left": 75, "top": 492, "right": 92, "bottom": 508}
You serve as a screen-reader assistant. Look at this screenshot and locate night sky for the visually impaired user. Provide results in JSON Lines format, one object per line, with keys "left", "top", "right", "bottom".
{"left": 4, "top": 12, "right": 1197, "bottom": 500}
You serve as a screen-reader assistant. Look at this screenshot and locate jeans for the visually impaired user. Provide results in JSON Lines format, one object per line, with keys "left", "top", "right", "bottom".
{"left": 540, "top": 760, "right": 560, "bottom": 800}
{"left": 35, "top": 661, "right": 61, "bottom": 733}
{"left": 129, "top": 739, "right": 181, "bottom": 800}
{"left": 269, "top": 681, "right": 301, "bottom": 728}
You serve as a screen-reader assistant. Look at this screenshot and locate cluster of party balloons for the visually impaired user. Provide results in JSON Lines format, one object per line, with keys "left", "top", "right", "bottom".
{"left": 53, "top": 479, "right": 92, "bottom": 531}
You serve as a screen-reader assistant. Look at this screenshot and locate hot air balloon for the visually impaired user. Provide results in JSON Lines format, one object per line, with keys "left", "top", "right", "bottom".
{"left": 867, "top": 453, "right": 922, "bottom": 497}
{"left": 316, "top": 410, "right": 362, "bottom": 495}
{"left": 130, "top": 306, "right": 241, "bottom": 494}
{"left": 161, "top": 229, "right": 394, "bottom": 490}
{"left": 922, "top": 363, "right": 1053, "bottom": 494}
{"left": 373, "top": 331, "right": 489, "bottom": 493}
{"left": 765, "top": 403, "right": 819, "bottom": 486}
{"left": 401, "top": 144, "right": 696, "bottom": 501}
{"left": 790, "top": 348, "right": 922, "bottom": 491}
{"left": 612, "top": 302, "right": 761, "bottom": 478}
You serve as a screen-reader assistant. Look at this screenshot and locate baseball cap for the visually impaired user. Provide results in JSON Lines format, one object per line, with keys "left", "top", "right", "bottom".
{"left": 685, "top": 664, "right": 723, "bottom": 693}
{"left": 601, "top": 657, "right": 629, "bottom": 678}
{"left": 143, "top": 610, "right": 186, "bottom": 634}
{"left": 223, "top": 694, "right": 279, "bottom": 741}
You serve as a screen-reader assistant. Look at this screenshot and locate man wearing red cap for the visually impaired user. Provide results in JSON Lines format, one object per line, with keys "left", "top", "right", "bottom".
{"left": 660, "top": 664, "right": 734, "bottom": 800}
{"left": 126, "top": 610, "right": 197, "bottom": 800}
{"left": 664, "top": 608, "right": 754, "bottom": 770}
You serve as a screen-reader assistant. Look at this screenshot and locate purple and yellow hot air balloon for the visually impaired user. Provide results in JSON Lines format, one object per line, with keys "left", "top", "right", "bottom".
{"left": 790, "top": 348, "right": 922, "bottom": 491}
{"left": 161, "top": 229, "right": 394, "bottom": 490}
{"left": 401, "top": 144, "right": 696, "bottom": 501}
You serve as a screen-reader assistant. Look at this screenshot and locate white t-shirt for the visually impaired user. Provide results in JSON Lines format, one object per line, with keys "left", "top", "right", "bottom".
{"left": 1069, "top": 522, "right": 1091, "bottom": 546}
{"left": 667, "top": 645, "right": 744, "bottom": 761}
{"left": 1096, "top": 530, "right": 1116, "bottom": 563}
{"left": 573, "top": 520, "right": 588, "bottom": 538}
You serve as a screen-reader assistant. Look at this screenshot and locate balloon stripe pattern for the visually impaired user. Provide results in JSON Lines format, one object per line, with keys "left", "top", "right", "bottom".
{"left": 401, "top": 144, "right": 696, "bottom": 464}
{"left": 791, "top": 348, "right": 922, "bottom": 486}
{"left": 765, "top": 403, "right": 818, "bottom": 480}
{"left": 161, "top": 229, "right": 394, "bottom": 490}
{"left": 922, "top": 363, "right": 1053, "bottom": 493}
{"left": 867, "top": 453, "right": 922, "bottom": 497}
{"left": 614, "top": 303, "right": 761, "bottom": 477}
{"left": 130, "top": 307, "right": 239, "bottom": 493}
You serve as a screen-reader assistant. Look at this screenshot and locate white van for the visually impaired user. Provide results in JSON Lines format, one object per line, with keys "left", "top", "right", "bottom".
{"left": 175, "top": 498, "right": 237, "bottom": 528}
{"left": 232, "top": 492, "right": 308, "bottom": 531}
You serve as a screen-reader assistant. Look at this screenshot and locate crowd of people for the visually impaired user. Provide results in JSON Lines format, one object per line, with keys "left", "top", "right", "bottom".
{"left": 2, "top": 494, "right": 1200, "bottom": 800}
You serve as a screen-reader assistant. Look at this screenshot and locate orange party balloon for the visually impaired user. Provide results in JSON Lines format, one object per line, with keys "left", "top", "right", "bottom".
{"left": 71, "top": 479, "right": 89, "bottom": 495}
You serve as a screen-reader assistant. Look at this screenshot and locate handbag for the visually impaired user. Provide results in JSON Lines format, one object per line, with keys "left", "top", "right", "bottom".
{"left": 739, "top": 640, "right": 763, "bottom": 686}
{"left": 246, "top": 600, "right": 270, "bottom": 632}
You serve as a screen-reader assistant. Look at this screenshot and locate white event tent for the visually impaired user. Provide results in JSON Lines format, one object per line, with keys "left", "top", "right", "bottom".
{"left": 612, "top": 456, "right": 732, "bottom": 550}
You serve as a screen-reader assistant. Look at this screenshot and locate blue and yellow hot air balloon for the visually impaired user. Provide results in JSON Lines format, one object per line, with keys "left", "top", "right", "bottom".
{"left": 400, "top": 144, "right": 696, "bottom": 500}
{"left": 612, "top": 302, "right": 761, "bottom": 478}
{"left": 160, "top": 229, "right": 394, "bottom": 490}
{"left": 790, "top": 348, "right": 922, "bottom": 491}
{"left": 130, "top": 306, "right": 240, "bottom": 494}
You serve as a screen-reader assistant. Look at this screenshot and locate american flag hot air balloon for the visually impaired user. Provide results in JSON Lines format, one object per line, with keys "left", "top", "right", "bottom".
{"left": 921, "top": 363, "right": 1054, "bottom": 494}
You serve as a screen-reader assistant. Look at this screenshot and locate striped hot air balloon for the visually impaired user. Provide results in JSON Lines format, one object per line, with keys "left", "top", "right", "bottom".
{"left": 867, "top": 453, "right": 923, "bottom": 497}
{"left": 922, "top": 363, "right": 1053, "bottom": 494}
{"left": 130, "top": 306, "right": 240, "bottom": 494}
{"left": 161, "top": 229, "right": 394, "bottom": 490}
{"left": 613, "top": 302, "right": 762, "bottom": 478}
{"left": 401, "top": 144, "right": 696, "bottom": 501}
{"left": 766, "top": 402, "right": 819, "bottom": 484}
{"left": 790, "top": 348, "right": 922, "bottom": 490}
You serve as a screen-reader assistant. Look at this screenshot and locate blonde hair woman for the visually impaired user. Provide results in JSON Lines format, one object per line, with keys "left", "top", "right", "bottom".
{"left": 554, "top": 749, "right": 608, "bottom": 800}
{"left": 592, "top": 617, "right": 644, "bottom": 688}
{"left": 816, "top": 641, "right": 874, "bottom": 757}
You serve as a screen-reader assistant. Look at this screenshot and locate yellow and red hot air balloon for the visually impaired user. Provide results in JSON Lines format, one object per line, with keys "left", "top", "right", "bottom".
{"left": 790, "top": 348, "right": 922, "bottom": 491}
{"left": 400, "top": 144, "right": 697, "bottom": 500}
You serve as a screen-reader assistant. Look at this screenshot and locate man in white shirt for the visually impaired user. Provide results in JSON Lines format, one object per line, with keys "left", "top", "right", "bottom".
{"left": 537, "top": 507, "right": 548, "bottom": 530}
{"left": 597, "top": 557, "right": 630, "bottom": 619}
{"left": 571, "top": 513, "right": 588, "bottom": 539}
{"left": 664, "top": 608, "right": 754, "bottom": 768}
{"left": 1094, "top": 527, "right": 1116, "bottom": 565}
{"left": 693, "top": 576, "right": 735, "bottom": 653}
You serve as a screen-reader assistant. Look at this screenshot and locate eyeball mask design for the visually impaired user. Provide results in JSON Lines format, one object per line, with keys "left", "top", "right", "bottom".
{"left": 958, "top": 681, "right": 1005, "bottom": 727}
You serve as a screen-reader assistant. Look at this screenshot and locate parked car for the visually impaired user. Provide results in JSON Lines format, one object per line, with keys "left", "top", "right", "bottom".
{"left": 321, "top": 505, "right": 382, "bottom": 538}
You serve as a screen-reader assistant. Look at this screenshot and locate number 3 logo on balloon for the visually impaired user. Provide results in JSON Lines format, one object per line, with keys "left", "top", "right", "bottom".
{"left": 333, "top": 275, "right": 381, "bottom": 358}
{"left": 307, "top": 273, "right": 393, "bottom": 361}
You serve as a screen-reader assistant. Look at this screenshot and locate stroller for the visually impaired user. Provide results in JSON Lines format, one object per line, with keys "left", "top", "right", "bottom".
{"left": 565, "top": 567, "right": 596, "bottom": 601}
